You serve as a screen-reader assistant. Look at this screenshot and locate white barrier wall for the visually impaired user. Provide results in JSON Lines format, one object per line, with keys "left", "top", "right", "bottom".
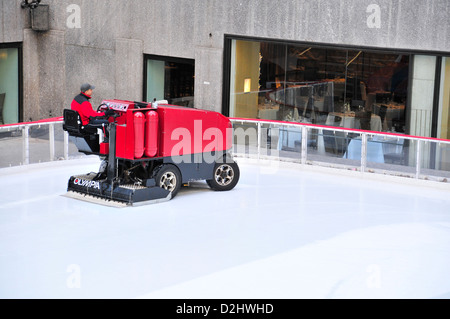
{"left": 1, "top": 118, "right": 450, "bottom": 184}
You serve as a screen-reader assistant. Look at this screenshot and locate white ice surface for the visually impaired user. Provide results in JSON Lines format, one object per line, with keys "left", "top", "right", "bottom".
{"left": 1, "top": 156, "right": 450, "bottom": 299}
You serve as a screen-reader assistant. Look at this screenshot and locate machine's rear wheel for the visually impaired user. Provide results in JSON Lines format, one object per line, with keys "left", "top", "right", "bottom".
{"left": 207, "top": 161, "right": 240, "bottom": 191}
{"left": 154, "top": 164, "right": 182, "bottom": 198}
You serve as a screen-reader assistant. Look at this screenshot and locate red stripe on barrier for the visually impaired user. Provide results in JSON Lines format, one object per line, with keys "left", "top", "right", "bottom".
{"left": 229, "top": 117, "right": 450, "bottom": 143}
{"left": 0, "top": 116, "right": 64, "bottom": 128}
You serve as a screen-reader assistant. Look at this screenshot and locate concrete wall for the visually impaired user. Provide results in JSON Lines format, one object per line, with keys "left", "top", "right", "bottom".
{"left": 1, "top": 0, "right": 450, "bottom": 120}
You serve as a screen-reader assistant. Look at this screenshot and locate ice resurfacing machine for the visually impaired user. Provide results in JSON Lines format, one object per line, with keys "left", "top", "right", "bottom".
{"left": 62, "top": 100, "right": 240, "bottom": 206}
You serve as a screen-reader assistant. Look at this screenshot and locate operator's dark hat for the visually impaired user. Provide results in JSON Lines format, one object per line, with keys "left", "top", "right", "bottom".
{"left": 80, "top": 83, "right": 95, "bottom": 92}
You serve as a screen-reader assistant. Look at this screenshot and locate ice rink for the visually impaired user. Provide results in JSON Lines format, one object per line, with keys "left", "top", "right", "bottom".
{"left": 1, "top": 156, "right": 450, "bottom": 299}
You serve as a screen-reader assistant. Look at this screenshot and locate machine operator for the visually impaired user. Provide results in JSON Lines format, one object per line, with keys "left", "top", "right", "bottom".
{"left": 71, "top": 83, "right": 114, "bottom": 126}
{"left": 71, "top": 83, "right": 114, "bottom": 141}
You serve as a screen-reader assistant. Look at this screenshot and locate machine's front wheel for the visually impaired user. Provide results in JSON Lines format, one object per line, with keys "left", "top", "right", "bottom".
{"left": 154, "top": 165, "right": 182, "bottom": 198}
{"left": 207, "top": 161, "right": 240, "bottom": 191}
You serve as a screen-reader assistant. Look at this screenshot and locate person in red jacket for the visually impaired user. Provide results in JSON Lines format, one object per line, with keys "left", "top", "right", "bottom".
{"left": 71, "top": 83, "right": 113, "bottom": 126}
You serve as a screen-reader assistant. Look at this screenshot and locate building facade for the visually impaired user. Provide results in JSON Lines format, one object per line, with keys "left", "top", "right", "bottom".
{"left": 0, "top": 0, "right": 449, "bottom": 139}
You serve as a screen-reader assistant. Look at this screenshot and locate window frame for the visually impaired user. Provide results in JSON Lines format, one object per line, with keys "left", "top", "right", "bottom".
{"left": 222, "top": 34, "right": 450, "bottom": 138}
{"left": 143, "top": 54, "right": 195, "bottom": 105}
{"left": 0, "top": 42, "right": 23, "bottom": 123}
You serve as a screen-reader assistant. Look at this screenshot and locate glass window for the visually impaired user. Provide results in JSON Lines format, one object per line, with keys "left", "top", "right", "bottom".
{"left": 228, "top": 39, "right": 411, "bottom": 135}
{"left": 284, "top": 46, "right": 347, "bottom": 124}
{"left": 346, "top": 51, "right": 409, "bottom": 133}
{"left": 145, "top": 55, "right": 195, "bottom": 108}
{"left": 0, "top": 47, "right": 19, "bottom": 124}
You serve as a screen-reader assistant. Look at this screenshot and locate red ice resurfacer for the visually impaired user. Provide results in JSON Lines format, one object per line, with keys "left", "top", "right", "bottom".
{"left": 62, "top": 100, "right": 239, "bottom": 206}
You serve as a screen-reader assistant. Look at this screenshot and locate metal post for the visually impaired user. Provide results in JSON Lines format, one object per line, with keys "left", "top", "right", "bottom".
{"left": 49, "top": 123, "right": 55, "bottom": 161}
{"left": 64, "top": 131, "right": 69, "bottom": 160}
{"left": 107, "top": 123, "right": 117, "bottom": 183}
{"left": 257, "top": 122, "right": 261, "bottom": 160}
{"left": 23, "top": 125, "right": 29, "bottom": 165}
{"left": 301, "top": 126, "right": 307, "bottom": 165}
{"left": 416, "top": 140, "right": 421, "bottom": 179}
{"left": 361, "top": 133, "right": 367, "bottom": 173}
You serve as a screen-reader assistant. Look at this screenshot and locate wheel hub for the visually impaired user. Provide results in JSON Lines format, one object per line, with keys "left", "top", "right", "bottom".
{"left": 160, "top": 172, "right": 176, "bottom": 191}
{"left": 215, "top": 164, "right": 234, "bottom": 186}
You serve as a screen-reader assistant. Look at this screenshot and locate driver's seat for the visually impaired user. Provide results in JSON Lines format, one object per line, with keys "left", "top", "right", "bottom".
{"left": 63, "top": 109, "right": 84, "bottom": 137}
{"left": 63, "top": 109, "right": 103, "bottom": 154}
{"left": 63, "top": 109, "right": 105, "bottom": 135}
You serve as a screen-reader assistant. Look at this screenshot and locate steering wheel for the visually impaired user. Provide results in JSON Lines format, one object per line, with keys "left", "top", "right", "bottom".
{"left": 97, "top": 103, "right": 108, "bottom": 112}
{"left": 97, "top": 103, "right": 119, "bottom": 120}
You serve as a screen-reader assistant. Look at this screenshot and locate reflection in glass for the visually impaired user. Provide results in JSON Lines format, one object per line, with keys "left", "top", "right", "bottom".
{"left": 146, "top": 57, "right": 195, "bottom": 108}
{"left": 229, "top": 40, "right": 410, "bottom": 136}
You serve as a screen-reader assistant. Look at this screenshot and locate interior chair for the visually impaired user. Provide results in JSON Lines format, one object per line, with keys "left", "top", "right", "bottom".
{"left": 351, "top": 100, "right": 365, "bottom": 112}
{"left": 333, "top": 115, "right": 342, "bottom": 126}
{"left": 372, "top": 103, "right": 380, "bottom": 115}
{"left": 392, "top": 118, "right": 405, "bottom": 133}
{"left": 302, "top": 97, "right": 315, "bottom": 119}
{"left": 323, "top": 130, "right": 337, "bottom": 155}
{"left": 366, "top": 93, "right": 377, "bottom": 114}
{"left": 323, "top": 96, "right": 334, "bottom": 113}
{"left": 323, "top": 116, "right": 345, "bottom": 155}
{"left": 296, "top": 128, "right": 319, "bottom": 151}
{"left": 383, "top": 139, "right": 408, "bottom": 165}
{"left": 379, "top": 105, "right": 388, "bottom": 126}
{"left": 307, "top": 128, "right": 319, "bottom": 150}
{"left": 356, "top": 110, "right": 372, "bottom": 130}
{"left": 335, "top": 130, "right": 350, "bottom": 156}
{"left": 323, "top": 129, "right": 349, "bottom": 156}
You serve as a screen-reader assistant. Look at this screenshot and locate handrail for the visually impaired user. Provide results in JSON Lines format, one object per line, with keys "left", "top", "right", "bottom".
{"left": 230, "top": 117, "right": 450, "bottom": 183}
{"left": 0, "top": 116, "right": 63, "bottom": 129}
{"left": 229, "top": 117, "right": 450, "bottom": 144}
{"left": 0, "top": 118, "right": 69, "bottom": 166}
{"left": 1, "top": 117, "right": 450, "bottom": 183}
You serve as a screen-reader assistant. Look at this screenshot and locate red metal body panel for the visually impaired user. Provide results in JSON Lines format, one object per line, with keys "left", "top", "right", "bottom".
{"left": 116, "top": 124, "right": 131, "bottom": 159}
{"left": 157, "top": 105, "right": 232, "bottom": 158}
{"left": 115, "top": 109, "right": 137, "bottom": 159}
{"left": 101, "top": 100, "right": 232, "bottom": 161}
{"left": 99, "top": 143, "right": 109, "bottom": 155}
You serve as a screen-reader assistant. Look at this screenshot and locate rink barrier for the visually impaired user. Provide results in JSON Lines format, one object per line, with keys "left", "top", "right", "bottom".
{"left": 0, "top": 117, "right": 69, "bottom": 166}
{"left": 229, "top": 117, "right": 450, "bottom": 183}
{"left": 1, "top": 117, "right": 450, "bottom": 183}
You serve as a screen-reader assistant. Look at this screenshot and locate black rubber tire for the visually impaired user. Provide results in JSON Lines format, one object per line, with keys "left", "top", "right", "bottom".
{"left": 206, "top": 160, "right": 240, "bottom": 191}
{"left": 153, "top": 164, "right": 182, "bottom": 198}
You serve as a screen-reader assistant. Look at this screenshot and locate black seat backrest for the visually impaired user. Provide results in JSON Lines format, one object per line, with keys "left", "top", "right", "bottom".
{"left": 356, "top": 111, "right": 372, "bottom": 130}
{"left": 63, "top": 109, "right": 82, "bottom": 134}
